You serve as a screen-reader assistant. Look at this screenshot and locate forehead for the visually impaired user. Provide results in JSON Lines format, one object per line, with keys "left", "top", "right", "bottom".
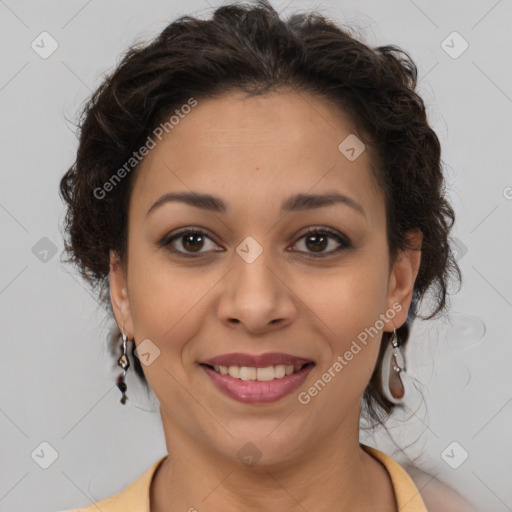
{"left": 130, "top": 89, "right": 382, "bottom": 221}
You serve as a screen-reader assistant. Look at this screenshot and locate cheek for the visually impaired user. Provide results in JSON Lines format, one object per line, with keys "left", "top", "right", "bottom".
{"left": 308, "top": 293, "right": 385, "bottom": 410}
{"left": 127, "top": 247, "right": 214, "bottom": 347}
{"left": 310, "top": 263, "right": 388, "bottom": 334}
{"left": 127, "top": 239, "right": 176, "bottom": 310}
{"left": 305, "top": 263, "right": 388, "bottom": 381}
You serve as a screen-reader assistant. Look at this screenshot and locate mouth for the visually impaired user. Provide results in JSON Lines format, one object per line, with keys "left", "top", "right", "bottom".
{"left": 199, "top": 361, "right": 316, "bottom": 404}
{"left": 200, "top": 361, "right": 315, "bottom": 381}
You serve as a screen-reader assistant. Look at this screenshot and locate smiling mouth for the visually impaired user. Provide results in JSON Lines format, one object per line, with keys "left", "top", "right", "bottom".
{"left": 200, "top": 362, "right": 314, "bottom": 381}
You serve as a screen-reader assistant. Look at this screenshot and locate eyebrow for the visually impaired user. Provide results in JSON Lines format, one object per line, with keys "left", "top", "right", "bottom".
{"left": 146, "top": 191, "right": 366, "bottom": 218}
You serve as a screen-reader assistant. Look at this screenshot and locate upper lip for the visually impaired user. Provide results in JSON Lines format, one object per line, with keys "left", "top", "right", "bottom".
{"left": 201, "top": 352, "right": 315, "bottom": 368}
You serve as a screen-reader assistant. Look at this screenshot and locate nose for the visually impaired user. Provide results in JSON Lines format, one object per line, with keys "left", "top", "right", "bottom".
{"left": 216, "top": 248, "right": 298, "bottom": 334}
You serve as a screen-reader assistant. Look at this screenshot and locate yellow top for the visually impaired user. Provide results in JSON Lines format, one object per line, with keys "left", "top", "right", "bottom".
{"left": 67, "top": 443, "right": 428, "bottom": 511}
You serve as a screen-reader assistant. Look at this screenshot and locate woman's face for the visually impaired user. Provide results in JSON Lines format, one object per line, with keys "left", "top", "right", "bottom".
{"left": 110, "top": 89, "right": 421, "bottom": 465}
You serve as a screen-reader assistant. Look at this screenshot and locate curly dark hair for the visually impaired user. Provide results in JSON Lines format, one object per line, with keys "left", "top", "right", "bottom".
{"left": 59, "top": 0, "right": 462, "bottom": 427}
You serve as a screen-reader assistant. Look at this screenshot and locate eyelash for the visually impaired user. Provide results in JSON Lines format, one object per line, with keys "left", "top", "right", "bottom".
{"left": 159, "top": 226, "right": 351, "bottom": 259}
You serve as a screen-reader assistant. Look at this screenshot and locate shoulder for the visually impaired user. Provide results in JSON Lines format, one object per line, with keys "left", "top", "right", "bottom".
{"left": 55, "top": 455, "right": 168, "bottom": 512}
{"left": 403, "top": 464, "right": 478, "bottom": 512}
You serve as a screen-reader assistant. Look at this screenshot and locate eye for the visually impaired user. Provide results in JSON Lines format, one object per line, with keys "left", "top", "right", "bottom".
{"left": 159, "top": 228, "right": 222, "bottom": 258}
{"left": 289, "top": 227, "right": 351, "bottom": 258}
{"left": 159, "top": 226, "right": 351, "bottom": 259}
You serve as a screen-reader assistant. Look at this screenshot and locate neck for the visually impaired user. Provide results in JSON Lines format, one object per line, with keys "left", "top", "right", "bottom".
{"left": 150, "top": 410, "right": 396, "bottom": 512}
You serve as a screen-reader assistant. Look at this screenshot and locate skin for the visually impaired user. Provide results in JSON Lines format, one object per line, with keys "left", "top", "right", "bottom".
{"left": 109, "top": 88, "right": 422, "bottom": 512}
{"left": 405, "top": 466, "right": 479, "bottom": 511}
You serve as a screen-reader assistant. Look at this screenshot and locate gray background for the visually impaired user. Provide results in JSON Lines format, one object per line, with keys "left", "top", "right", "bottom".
{"left": 1, "top": 0, "right": 511, "bottom": 511}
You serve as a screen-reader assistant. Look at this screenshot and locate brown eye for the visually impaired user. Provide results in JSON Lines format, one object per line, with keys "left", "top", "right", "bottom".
{"left": 160, "top": 228, "right": 221, "bottom": 257}
{"left": 291, "top": 227, "right": 350, "bottom": 257}
{"left": 304, "top": 233, "right": 328, "bottom": 252}
{"left": 181, "top": 232, "right": 205, "bottom": 252}
{"left": 160, "top": 226, "right": 350, "bottom": 259}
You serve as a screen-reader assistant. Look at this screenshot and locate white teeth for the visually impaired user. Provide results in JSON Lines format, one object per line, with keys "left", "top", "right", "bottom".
{"left": 210, "top": 363, "right": 307, "bottom": 381}
{"left": 256, "top": 366, "right": 274, "bottom": 381}
{"left": 274, "top": 365, "right": 286, "bottom": 378}
{"left": 228, "top": 366, "right": 240, "bottom": 378}
{"left": 239, "top": 366, "right": 257, "bottom": 380}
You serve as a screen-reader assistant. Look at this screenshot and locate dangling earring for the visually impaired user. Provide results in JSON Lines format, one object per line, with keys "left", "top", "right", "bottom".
{"left": 381, "top": 327, "right": 407, "bottom": 404}
{"left": 117, "top": 331, "right": 130, "bottom": 405}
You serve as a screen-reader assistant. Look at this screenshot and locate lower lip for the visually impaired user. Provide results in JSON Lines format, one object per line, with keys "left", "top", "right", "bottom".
{"left": 200, "top": 363, "right": 315, "bottom": 404}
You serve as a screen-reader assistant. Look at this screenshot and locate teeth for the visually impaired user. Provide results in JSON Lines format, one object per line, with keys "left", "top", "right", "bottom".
{"left": 228, "top": 366, "right": 240, "bottom": 378}
{"left": 211, "top": 363, "right": 306, "bottom": 381}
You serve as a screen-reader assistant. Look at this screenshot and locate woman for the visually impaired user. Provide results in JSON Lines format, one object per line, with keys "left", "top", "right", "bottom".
{"left": 58, "top": 1, "right": 469, "bottom": 510}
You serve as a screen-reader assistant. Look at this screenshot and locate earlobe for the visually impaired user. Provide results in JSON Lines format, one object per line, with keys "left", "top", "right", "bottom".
{"left": 385, "top": 229, "right": 423, "bottom": 329}
{"left": 109, "top": 250, "right": 134, "bottom": 336}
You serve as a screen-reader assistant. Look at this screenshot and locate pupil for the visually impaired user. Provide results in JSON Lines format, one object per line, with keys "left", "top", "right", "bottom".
{"left": 306, "top": 234, "right": 326, "bottom": 252}
{"left": 184, "top": 233, "right": 203, "bottom": 252}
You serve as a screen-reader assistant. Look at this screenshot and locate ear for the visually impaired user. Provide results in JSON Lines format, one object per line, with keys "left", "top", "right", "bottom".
{"left": 383, "top": 229, "right": 423, "bottom": 331}
{"left": 109, "top": 250, "right": 134, "bottom": 337}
